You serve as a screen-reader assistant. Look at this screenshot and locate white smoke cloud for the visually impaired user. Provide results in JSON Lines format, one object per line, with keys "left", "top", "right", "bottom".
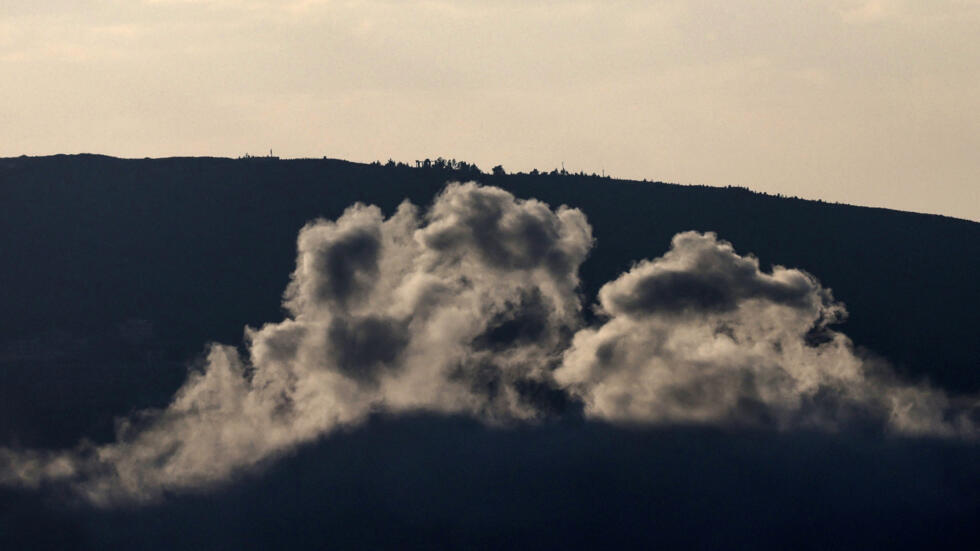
{"left": 554, "top": 231, "right": 974, "bottom": 434}
{"left": 0, "top": 183, "right": 975, "bottom": 505}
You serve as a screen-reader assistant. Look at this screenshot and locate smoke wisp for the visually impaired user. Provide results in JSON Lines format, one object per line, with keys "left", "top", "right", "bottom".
{"left": 1, "top": 183, "right": 975, "bottom": 505}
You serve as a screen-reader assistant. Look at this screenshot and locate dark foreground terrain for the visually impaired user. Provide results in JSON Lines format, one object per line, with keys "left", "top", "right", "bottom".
{"left": 4, "top": 414, "right": 979, "bottom": 550}
{"left": 1, "top": 155, "right": 977, "bottom": 549}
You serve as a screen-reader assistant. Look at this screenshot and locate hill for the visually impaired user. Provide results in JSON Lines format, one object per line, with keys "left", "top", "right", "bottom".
{"left": 0, "top": 153, "right": 977, "bottom": 447}
{"left": 2, "top": 154, "right": 979, "bottom": 549}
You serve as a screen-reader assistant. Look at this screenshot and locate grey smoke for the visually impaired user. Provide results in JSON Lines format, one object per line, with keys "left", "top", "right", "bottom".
{"left": 0, "top": 183, "right": 975, "bottom": 506}
{"left": 554, "top": 231, "right": 974, "bottom": 434}
{"left": 598, "top": 231, "right": 822, "bottom": 317}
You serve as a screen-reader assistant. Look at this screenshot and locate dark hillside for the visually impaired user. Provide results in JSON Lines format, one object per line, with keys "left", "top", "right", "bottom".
{"left": 1, "top": 154, "right": 977, "bottom": 446}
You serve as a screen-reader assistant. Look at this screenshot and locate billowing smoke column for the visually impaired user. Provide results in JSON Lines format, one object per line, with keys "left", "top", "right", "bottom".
{"left": 1, "top": 183, "right": 975, "bottom": 505}
{"left": 555, "top": 232, "right": 964, "bottom": 433}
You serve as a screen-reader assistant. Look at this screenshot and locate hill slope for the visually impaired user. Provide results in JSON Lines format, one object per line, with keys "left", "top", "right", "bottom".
{"left": 1, "top": 154, "right": 977, "bottom": 446}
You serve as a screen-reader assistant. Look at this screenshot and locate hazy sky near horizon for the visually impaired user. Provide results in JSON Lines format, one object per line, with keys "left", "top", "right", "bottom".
{"left": 2, "top": 0, "right": 978, "bottom": 220}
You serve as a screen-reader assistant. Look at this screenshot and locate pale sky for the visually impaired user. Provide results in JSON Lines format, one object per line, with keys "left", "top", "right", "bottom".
{"left": 2, "top": 0, "right": 978, "bottom": 220}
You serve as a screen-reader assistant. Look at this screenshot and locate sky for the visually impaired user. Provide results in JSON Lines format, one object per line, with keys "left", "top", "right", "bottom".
{"left": 2, "top": 0, "right": 978, "bottom": 220}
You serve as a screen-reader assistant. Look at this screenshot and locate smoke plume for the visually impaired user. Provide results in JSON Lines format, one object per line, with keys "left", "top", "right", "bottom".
{"left": 1, "top": 183, "right": 975, "bottom": 505}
